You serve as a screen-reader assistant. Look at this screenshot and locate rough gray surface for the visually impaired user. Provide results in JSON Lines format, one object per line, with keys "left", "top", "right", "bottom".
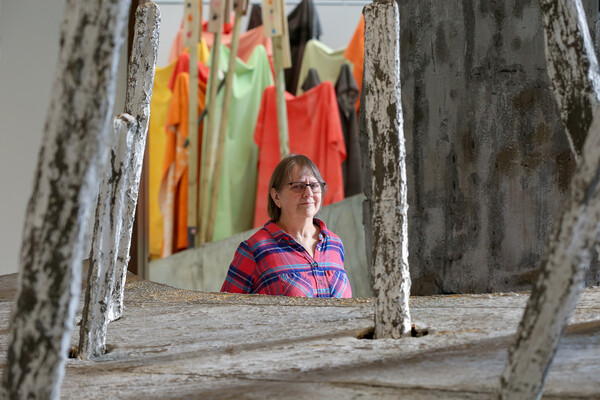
{"left": 149, "top": 194, "right": 372, "bottom": 297}
{"left": 1, "top": 274, "right": 599, "bottom": 398}
{"left": 361, "top": 0, "right": 411, "bottom": 338}
{"left": 0, "top": 1, "right": 130, "bottom": 398}
{"left": 399, "top": 0, "right": 599, "bottom": 295}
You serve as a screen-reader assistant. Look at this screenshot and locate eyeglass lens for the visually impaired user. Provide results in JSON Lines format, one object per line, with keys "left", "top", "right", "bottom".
{"left": 289, "top": 182, "right": 322, "bottom": 193}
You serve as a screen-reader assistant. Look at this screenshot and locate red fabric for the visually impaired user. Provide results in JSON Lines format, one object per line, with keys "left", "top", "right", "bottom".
{"left": 168, "top": 52, "right": 210, "bottom": 91}
{"left": 253, "top": 82, "right": 346, "bottom": 227}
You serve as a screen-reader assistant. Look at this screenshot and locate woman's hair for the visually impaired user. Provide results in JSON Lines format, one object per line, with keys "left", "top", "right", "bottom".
{"left": 267, "top": 154, "right": 327, "bottom": 221}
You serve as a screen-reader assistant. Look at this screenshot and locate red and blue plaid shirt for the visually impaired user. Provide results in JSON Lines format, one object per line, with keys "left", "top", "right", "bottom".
{"left": 221, "top": 219, "right": 352, "bottom": 298}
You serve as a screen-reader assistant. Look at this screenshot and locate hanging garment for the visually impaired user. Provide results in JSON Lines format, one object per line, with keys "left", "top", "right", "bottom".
{"left": 169, "top": 25, "right": 272, "bottom": 65}
{"left": 203, "top": 25, "right": 273, "bottom": 63}
{"left": 168, "top": 51, "right": 210, "bottom": 90}
{"left": 246, "top": 3, "right": 262, "bottom": 31}
{"left": 301, "top": 67, "right": 321, "bottom": 92}
{"left": 148, "top": 61, "right": 176, "bottom": 260}
{"left": 295, "top": 39, "right": 351, "bottom": 95}
{"left": 206, "top": 44, "right": 274, "bottom": 242}
{"left": 168, "top": 19, "right": 234, "bottom": 63}
{"left": 158, "top": 72, "right": 208, "bottom": 257}
{"left": 335, "top": 63, "right": 362, "bottom": 197}
{"left": 344, "top": 14, "right": 364, "bottom": 112}
{"left": 253, "top": 82, "right": 346, "bottom": 227}
{"left": 285, "top": 0, "right": 323, "bottom": 93}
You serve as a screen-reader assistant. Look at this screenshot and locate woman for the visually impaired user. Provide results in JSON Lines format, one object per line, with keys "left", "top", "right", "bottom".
{"left": 221, "top": 154, "right": 352, "bottom": 297}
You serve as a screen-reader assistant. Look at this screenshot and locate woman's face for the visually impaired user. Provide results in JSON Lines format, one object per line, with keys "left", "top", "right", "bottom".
{"left": 271, "top": 166, "right": 322, "bottom": 221}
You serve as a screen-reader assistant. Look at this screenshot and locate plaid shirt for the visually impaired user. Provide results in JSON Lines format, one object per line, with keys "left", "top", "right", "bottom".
{"left": 221, "top": 219, "right": 352, "bottom": 298}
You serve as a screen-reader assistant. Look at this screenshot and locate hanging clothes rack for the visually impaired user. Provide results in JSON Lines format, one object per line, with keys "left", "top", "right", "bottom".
{"left": 155, "top": 1, "right": 371, "bottom": 6}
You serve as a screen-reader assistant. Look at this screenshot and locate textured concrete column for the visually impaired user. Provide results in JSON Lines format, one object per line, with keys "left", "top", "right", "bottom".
{"left": 110, "top": 2, "right": 160, "bottom": 322}
{"left": 360, "top": 0, "right": 411, "bottom": 339}
{"left": 499, "top": 0, "right": 600, "bottom": 398}
{"left": 78, "top": 115, "right": 137, "bottom": 359}
{"left": 0, "top": 0, "right": 130, "bottom": 398}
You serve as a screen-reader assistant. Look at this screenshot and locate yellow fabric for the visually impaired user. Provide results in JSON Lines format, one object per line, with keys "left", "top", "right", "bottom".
{"left": 149, "top": 62, "right": 176, "bottom": 260}
{"left": 149, "top": 42, "right": 210, "bottom": 260}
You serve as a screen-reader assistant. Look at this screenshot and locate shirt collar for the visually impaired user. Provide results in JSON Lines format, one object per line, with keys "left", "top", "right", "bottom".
{"left": 264, "top": 218, "right": 329, "bottom": 243}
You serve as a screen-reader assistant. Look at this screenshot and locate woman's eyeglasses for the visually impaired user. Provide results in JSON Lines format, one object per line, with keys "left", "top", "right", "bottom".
{"left": 287, "top": 181, "right": 326, "bottom": 193}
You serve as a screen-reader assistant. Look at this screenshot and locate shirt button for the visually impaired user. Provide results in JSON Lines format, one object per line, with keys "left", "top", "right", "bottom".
{"left": 312, "top": 261, "right": 318, "bottom": 267}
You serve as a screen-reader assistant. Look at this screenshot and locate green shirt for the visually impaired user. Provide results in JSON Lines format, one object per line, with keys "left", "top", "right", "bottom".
{"left": 204, "top": 44, "right": 273, "bottom": 241}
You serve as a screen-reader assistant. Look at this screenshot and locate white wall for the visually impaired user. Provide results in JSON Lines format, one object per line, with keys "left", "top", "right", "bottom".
{"left": 0, "top": 0, "right": 128, "bottom": 276}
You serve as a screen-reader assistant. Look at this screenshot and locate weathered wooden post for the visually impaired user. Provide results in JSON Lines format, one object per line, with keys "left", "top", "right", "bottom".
{"left": 78, "top": 115, "right": 137, "bottom": 359}
{"left": 184, "top": 0, "right": 201, "bottom": 247}
{"left": 206, "top": 0, "right": 249, "bottom": 242}
{"left": 262, "top": 0, "right": 291, "bottom": 158}
{"left": 111, "top": 2, "right": 160, "bottom": 322}
{"left": 498, "top": 0, "right": 600, "bottom": 398}
{"left": 0, "top": 0, "right": 130, "bottom": 398}
{"left": 360, "top": 0, "right": 411, "bottom": 339}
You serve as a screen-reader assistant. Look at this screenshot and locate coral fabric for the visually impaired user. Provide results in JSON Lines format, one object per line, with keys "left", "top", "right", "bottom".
{"left": 169, "top": 25, "right": 272, "bottom": 65}
{"left": 168, "top": 18, "right": 234, "bottom": 64}
{"left": 343, "top": 14, "right": 364, "bottom": 112}
{"left": 148, "top": 62, "right": 176, "bottom": 260}
{"left": 158, "top": 72, "right": 207, "bottom": 257}
{"left": 253, "top": 82, "right": 346, "bottom": 227}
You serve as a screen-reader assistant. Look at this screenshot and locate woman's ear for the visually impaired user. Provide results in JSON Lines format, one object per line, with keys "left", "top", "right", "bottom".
{"left": 270, "top": 188, "right": 281, "bottom": 208}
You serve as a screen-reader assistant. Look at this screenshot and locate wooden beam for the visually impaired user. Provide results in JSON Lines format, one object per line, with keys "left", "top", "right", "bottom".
{"left": 360, "top": 0, "right": 411, "bottom": 339}
{"left": 206, "top": 1, "right": 247, "bottom": 241}
{"left": 78, "top": 115, "right": 137, "bottom": 359}
{"left": 183, "top": 0, "right": 202, "bottom": 247}
{"left": 263, "top": 0, "right": 290, "bottom": 158}
{"left": 111, "top": 1, "right": 160, "bottom": 322}
{"left": 199, "top": 0, "right": 226, "bottom": 245}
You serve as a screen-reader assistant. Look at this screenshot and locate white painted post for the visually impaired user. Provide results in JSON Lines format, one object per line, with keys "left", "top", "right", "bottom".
{"left": 184, "top": 0, "right": 201, "bottom": 247}
{"left": 0, "top": 0, "right": 130, "bottom": 398}
{"left": 498, "top": 0, "right": 600, "bottom": 398}
{"left": 206, "top": 0, "right": 248, "bottom": 242}
{"left": 199, "top": 0, "right": 225, "bottom": 245}
{"left": 78, "top": 115, "right": 137, "bottom": 359}
{"left": 361, "top": 0, "right": 411, "bottom": 339}
{"left": 110, "top": 2, "right": 160, "bottom": 322}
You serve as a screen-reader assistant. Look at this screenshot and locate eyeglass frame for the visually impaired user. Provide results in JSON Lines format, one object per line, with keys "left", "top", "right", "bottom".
{"left": 287, "top": 181, "right": 327, "bottom": 193}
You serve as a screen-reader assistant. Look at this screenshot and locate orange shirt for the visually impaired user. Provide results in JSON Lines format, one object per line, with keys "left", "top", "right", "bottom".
{"left": 343, "top": 15, "right": 364, "bottom": 112}
{"left": 158, "top": 72, "right": 207, "bottom": 256}
{"left": 253, "top": 83, "right": 346, "bottom": 227}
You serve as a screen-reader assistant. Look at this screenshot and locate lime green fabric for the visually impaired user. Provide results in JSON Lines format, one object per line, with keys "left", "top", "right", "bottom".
{"left": 295, "top": 39, "right": 352, "bottom": 95}
{"left": 204, "top": 44, "right": 273, "bottom": 241}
